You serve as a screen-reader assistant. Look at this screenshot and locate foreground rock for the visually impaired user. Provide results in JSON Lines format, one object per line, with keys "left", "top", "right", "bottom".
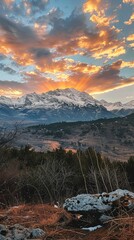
{"left": 0, "top": 224, "right": 45, "bottom": 240}
{"left": 63, "top": 189, "right": 134, "bottom": 226}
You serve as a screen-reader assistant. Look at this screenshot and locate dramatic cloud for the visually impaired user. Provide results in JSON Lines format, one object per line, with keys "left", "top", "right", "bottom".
{"left": 66, "top": 61, "right": 134, "bottom": 94}
{"left": 0, "top": 0, "right": 133, "bottom": 99}
{"left": 0, "top": 80, "right": 24, "bottom": 97}
{"left": 0, "top": 59, "right": 133, "bottom": 98}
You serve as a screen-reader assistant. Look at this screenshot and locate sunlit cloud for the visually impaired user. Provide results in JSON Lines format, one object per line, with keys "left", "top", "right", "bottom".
{"left": 127, "top": 34, "right": 134, "bottom": 41}
{"left": 90, "top": 14, "right": 117, "bottom": 27}
{"left": 83, "top": 0, "right": 106, "bottom": 14}
{"left": 125, "top": 13, "right": 134, "bottom": 25}
{"left": 121, "top": 60, "right": 134, "bottom": 68}
{"left": 78, "top": 29, "right": 125, "bottom": 59}
{"left": 0, "top": 0, "right": 133, "bottom": 100}
{"left": 0, "top": 59, "right": 134, "bottom": 98}
{"left": 123, "top": 0, "right": 134, "bottom": 3}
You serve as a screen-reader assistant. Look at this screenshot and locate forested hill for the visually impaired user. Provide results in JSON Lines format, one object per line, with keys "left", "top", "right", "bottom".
{"left": 14, "top": 113, "right": 134, "bottom": 162}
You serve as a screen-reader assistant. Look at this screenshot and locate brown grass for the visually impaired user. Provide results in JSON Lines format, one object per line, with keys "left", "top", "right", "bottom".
{"left": 0, "top": 204, "right": 134, "bottom": 240}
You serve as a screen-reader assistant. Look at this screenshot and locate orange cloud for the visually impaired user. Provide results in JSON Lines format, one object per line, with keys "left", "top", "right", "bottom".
{"left": 121, "top": 60, "right": 134, "bottom": 68}
{"left": 123, "top": 0, "right": 134, "bottom": 3}
{"left": 0, "top": 60, "right": 134, "bottom": 98}
{"left": 125, "top": 13, "right": 134, "bottom": 25}
{"left": 90, "top": 14, "right": 117, "bottom": 27}
{"left": 23, "top": 61, "right": 134, "bottom": 95}
{"left": 129, "top": 43, "right": 134, "bottom": 48}
{"left": 78, "top": 29, "right": 125, "bottom": 59}
{"left": 83, "top": 0, "right": 105, "bottom": 14}
{"left": 67, "top": 62, "right": 101, "bottom": 74}
{"left": 127, "top": 34, "right": 134, "bottom": 41}
{"left": 0, "top": 89, "right": 22, "bottom": 98}
{"left": 126, "top": 34, "right": 134, "bottom": 48}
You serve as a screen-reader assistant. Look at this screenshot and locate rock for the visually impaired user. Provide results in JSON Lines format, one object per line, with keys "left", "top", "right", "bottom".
{"left": 0, "top": 224, "right": 45, "bottom": 240}
{"left": 0, "top": 235, "right": 6, "bottom": 240}
{"left": 63, "top": 189, "right": 134, "bottom": 213}
{"left": 0, "top": 225, "right": 8, "bottom": 236}
{"left": 30, "top": 228, "right": 46, "bottom": 238}
{"left": 99, "top": 214, "right": 113, "bottom": 224}
{"left": 63, "top": 194, "right": 111, "bottom": 213}
{"left": 0, "top": 235, "right": 11, "bottom": 240}
{"left": 63, "top": 189, "right": 134, "bottom": 228}
{"left": 12, "top": 225, "right": 24, "bottom": 230}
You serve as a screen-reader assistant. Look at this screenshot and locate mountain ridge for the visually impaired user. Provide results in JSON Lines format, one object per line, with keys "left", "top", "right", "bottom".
{"left": 0, "top": 88, "right": 133, "bottom": 124}
{"left": 0, "top": 88, "right": 113, "bottom": 124}
{"left": 0, "top": 88, "right": 101, "bottom": 109}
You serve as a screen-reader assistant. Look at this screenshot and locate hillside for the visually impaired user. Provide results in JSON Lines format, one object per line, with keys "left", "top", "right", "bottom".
{"left": 14, "top": 113, "right": 134, "bottom": 162}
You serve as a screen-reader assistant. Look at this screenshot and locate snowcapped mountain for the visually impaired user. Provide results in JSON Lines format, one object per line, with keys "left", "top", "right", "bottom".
{"left": 100, "top": 99, "right": 134, "bottom": 117}
{"left": 124, "top": 100, "right": 134, "bottom": 109}
{"left": 0, "top": 96, "right": 14, "bottom": 106}
{"left": 0, "top": 88, "right": 114, "bottom": 124}
{"left": 7, "top": 88, "right": 101, "bottom": 109}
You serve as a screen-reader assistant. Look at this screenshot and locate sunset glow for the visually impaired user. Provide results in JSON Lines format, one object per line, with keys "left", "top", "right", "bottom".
{"left": 0, "top": 0, "right": 133, "bottom": 101}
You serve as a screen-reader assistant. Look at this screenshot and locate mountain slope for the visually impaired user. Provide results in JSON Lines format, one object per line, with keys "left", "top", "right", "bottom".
{"left": 0, "top": 88, "right": 114, "bottom": 124}
{"left": 100, "top": 99, "right": 134, "bottom": 117}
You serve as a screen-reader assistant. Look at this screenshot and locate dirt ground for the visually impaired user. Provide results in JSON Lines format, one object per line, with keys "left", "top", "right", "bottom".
{"left": 0, "top": 204, "right": 134, "bottom": 240}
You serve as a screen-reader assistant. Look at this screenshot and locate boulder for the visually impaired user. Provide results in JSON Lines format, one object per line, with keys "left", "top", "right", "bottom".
{"left": 63, "top": 189, "right": 134, "bottom": 228}
{"left": 63, "top": 189, "right": 134, "bottom": 213}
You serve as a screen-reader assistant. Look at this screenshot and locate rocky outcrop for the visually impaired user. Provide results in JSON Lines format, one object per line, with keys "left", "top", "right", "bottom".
{"left": 63, "top": 189, "right": 134, "bottom": 227}
{"left": 0, "top": 224, "right": 45, "bottom": 240}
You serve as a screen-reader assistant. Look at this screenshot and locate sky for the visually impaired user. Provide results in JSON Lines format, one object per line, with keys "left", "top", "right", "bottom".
{"left": 0, "top": 0, "right": 134, "bottom": 102}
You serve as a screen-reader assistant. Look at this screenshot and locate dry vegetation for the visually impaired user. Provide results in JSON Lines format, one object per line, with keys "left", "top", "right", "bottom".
{"left": 14, "top": 114, "right": 134, "bottom": 161}
{"left": 0, "top": 204, "right": 134, "bottom": 240}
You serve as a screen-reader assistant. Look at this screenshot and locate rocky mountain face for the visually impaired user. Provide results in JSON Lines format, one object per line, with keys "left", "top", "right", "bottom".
{"left": 0, "top": 88, "right": 114, "bottom": 124}
{"left": 100, "top": 99, "right": 134, "bottom": 117}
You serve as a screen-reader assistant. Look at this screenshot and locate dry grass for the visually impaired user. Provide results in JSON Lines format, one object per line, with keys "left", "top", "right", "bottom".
{"left": 0, "top": 204, "right": 134, "bottom": 240}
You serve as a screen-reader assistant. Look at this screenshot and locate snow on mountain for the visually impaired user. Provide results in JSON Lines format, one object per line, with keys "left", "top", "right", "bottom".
{"left": 0, "top": 88, "right": 101, "bottom": 109}
{"left": 100, "top": 99, "right": 134, "bottom": 111}
{"left": 0, "top": 88, "right": 113, "bottom": 124}
{"left": 40, "top": 88, "right": 101, "bottom": 109}
{"left": 0, "top": 96, "right": 14, "bottom": 106}
{"left": 124, "top": 100, "right": 134, "bottom": 109}
{"left": 16, "top": 92, "right": 43, "bottom": 107}
{"left": 1, "top": 90, "right": 133, "bottom": 111}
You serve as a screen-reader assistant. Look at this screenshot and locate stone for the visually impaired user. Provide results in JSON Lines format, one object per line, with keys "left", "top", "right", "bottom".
{"left": 0, "top": 225, "right": 8, "bottom": 236}
{"left": 63, "top": 189, "right": 134, "bottom": 213}
{"left": 30, "top": 228, "right": 46, "bottom": 238}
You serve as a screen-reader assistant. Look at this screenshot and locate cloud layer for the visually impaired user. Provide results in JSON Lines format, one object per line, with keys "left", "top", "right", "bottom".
{"left": 0, "top": 0, "right": 133, "bottom": 98}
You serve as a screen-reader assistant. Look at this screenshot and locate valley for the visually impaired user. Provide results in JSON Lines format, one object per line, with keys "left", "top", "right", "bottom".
{"left": 13, "top": 113, "right": 134, "bottom": 162}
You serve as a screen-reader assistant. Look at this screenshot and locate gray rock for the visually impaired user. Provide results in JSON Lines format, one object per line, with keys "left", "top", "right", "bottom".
{"left": 12, "top": 225, "right": 24, "bottom": 230}
{"left": 0, "top": 224, "right": 45, "bottom": 240}
{"left": 99, "top": 214, "right": 113, "bottom": 224}
{"left": 30, "top": 228, "right": 46, "bottom": 238}
{"left": 0, "top": 235, "right": 8, "bottom": 240}
{"left": 63, "top": 189, "right": 134, "bottom": 213}
{"left": 0, "top": 225, "right": 8, "bottom": 236}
